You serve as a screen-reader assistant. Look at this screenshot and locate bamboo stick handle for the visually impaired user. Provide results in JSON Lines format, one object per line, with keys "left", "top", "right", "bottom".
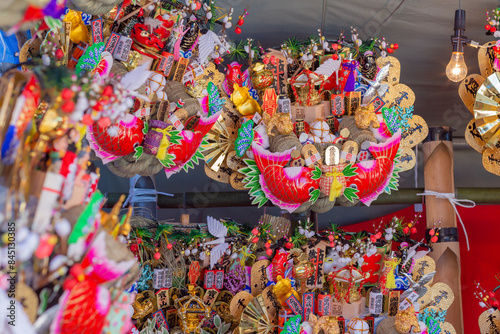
{"left": 423, "top": 127, "right": 463, "bottom": 334}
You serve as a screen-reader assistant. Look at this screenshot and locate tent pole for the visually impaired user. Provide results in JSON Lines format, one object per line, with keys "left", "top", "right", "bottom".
{"left": 422, "top": 126, "right": 463, "bottom": 333}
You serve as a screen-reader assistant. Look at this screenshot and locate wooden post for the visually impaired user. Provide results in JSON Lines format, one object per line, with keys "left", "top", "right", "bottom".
{"left": 422, "top": 126, "right": 463, "bottom": 333}
{"left": 181, "top": 214, "right": 190, "bottom": 226}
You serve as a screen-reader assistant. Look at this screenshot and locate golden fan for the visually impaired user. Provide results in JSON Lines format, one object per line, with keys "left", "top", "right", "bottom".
{"left": 202, "top": 105, "right": 239, "bottom": 172}
{"left": 239, "top": 295, "right": 274, "bottom": 334}
{"left": 473, "top": 72, "right": 500, "bottom": 148}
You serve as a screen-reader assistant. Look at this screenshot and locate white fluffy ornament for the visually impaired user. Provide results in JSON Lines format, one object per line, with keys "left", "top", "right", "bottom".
{"left": 146, "top": 72, "right": 166, "bottom": 95}
{"left": 55, "top": 218, "right": 72, "bottom": 237}
{"left": 156, "top": 90, "right": 168, "bottom": 101}
{"left": 308, "top": 134, "right": 322, "bottom": 144}
{"left": 299, "top": 132, "right": 312, "bottom": 144}
{"left": 310, "top": 120, "right": 330, "bottom": 138}
{"left": 321, "top": 133, "right": 336, "bottom": 144}
{"left": 347, "top": 318, "right": 369, "bottom": 334}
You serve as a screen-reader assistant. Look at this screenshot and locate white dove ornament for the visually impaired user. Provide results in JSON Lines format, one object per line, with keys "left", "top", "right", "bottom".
{"left": 400, "top": 271, "right": 437, "bottom": 302}
{"left": 361, "top": 63, "right": 391, "bottom": 104}
{"left": 205, "top": 216, "right": 229, "bottom": 269}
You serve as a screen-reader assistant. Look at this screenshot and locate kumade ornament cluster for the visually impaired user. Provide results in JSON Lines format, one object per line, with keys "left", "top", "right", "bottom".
{"left": 124, "top": 213, "right": 457, "bottom": 334}
{"left": 0, "top": 1, "right": 443, "bottom": 334}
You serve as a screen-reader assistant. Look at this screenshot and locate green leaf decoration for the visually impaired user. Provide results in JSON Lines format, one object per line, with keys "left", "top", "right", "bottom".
{"left": 309, "top": 188, "right": 320, "bottom": 204}
{"left": 158, "top": 152, "right": 177, "bottom": 169}
{"left": 311, "top": 165, "right": 322, "bottom": 180}
{"left": 208, "top": 82, "right": 226, "bottom": 116}
{"left": 229, "top": 40, "right": 258, "bottom": 61}
{"left": 342, "top": 164, "right": 358, "bottom": 177}
{"left": 283, "top": 315, "right": 302, "bottom": 334}
{"left": 143, "top": 120, "right": 149, "bottom": 135}
{"left": 75, "top": 42, "right": 105, "bottom": 77}
{"left": 235, "top": 120, "right": 254, "bottom": 157}
{"left": 214, "top": 315, "right": 221, "bottom": 328}
{"left": 134, "top": 146, "right": 143, "bottom": 161}
{"left": 148, "top": 318, "right": 155, "bottom": 331}
{"left": 284, "top": 37, "right": 303, "bottom": 57}
{"left": 169, "top": 130, "right": 183, "bottom": 145}
{"left": 155, "top": 224, "right": 173, "bottom": 240}
{"left": 343, "top": 187, "right": 359, "bottom": 203}
{"left": 221, "top": 323, "right": 231, "bottom": 334}
{"left": 384, "top": 150, "right": 402, "bottom": 194}
{"left": 136, "top": 227, "right": 154, "bottom": 240}
{"left": 68, "top": 191, "right": 104, "bottom": 244}
{"left": 44, "top": 17, "right": 62, "bottom": 31}
{"left": 241, "top": 158, "right": 268, "bottom": 207}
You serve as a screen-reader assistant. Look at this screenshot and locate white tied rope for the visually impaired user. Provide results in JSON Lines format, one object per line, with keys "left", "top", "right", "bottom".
{"left": 416, "top": 190, "right": 476, "bottom": 251}
{"left": 123, "top": 175, "right": 173, "bottom": 208}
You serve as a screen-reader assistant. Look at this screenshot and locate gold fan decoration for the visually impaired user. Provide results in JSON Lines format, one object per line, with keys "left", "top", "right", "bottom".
{"left": 474, "top": 72, "right": 500, "bottom": 146}
{"left": 203, "top": 103, "right": 239, "bottom": 172}
{"left": 203, "top": 100, "right": 249, "bottom": 189}
{"left": 239, "top": 295, "right": 275, "bottom": 334}
{"left": 458, "top": 43, "right": 500, "bottom": 175}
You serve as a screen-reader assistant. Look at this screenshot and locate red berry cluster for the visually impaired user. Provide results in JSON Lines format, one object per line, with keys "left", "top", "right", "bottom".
{"left": 60, "top": 88, "right": 76, "bottom": 113}
{"left": 485, "top": 24, "right": 497, "bottom": 33}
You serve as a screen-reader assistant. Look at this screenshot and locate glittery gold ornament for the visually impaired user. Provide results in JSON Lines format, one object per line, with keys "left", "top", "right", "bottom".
{"left": 354, "top": 104, "right": 379, "bottom": 129}
{"left": 232, "top": 84, "right": 262, "bottom": 116}
{"left": 395, "top": 305, "right": 420, "bottom": 333}
{"left": 251, "top": 63, "right": 274, "bottom": 90}
{"left": 175, "top": 285, "right": 211, "bottom": 334}
{"left": 63, "top": 10, "right": 90, "bottom": 44}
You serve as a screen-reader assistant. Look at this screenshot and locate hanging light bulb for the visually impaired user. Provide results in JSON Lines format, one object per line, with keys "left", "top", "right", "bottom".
{"left": 446, "top": 52, "right": 468, "bottom": 82}
{"left": 446, "top": 8, "right": 469, "bottom": 82}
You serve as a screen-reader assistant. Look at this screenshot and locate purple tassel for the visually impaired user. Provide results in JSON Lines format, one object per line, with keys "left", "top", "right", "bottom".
{"left": 343, "top": 60, "right": 358, "bottom": 92}
{"left": 43, "top": 0, "right": 65, "bottom": 19}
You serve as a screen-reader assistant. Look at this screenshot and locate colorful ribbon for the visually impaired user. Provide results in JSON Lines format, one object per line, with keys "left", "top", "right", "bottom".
{"left": 239, "top": 246, "right": 256, "bottom": 267}
{"left": 154, "top": 125, "right": 174, "bottom": 161}
{"left": 384, "top": 258, "right": 401, "bottom": 290}
{"left": 324, "top": 170, "right": 344, "bottom": 201}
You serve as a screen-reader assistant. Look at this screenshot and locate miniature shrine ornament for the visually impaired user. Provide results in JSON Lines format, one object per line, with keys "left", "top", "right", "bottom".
{"left": 175, "top": 284, "right": 211, "bottom": 334}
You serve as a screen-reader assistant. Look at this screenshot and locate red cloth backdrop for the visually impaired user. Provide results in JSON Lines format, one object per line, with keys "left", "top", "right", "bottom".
{"left": 340, "top": 204, "right": 500, "bottom": 333}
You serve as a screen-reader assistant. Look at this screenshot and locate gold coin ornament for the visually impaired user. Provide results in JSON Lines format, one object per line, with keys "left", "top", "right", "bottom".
{"left": 478, "top": 41, "right": 497, "bottom": 78}
{"left": 390, "top": 84, "right": 415, "bottom": 109}
{"left": 478, "top": 309, "right": 500, "bottom": 334}
{"left": 457, "top": 38, "right": 500, "bottom": 175}
{"left": 395, "top": 146, "right": 416, "bottom": 172}
{"left": 465, "top": 119, "right": 487, "bottom": 154}
{"left": 15, "top": 282, "right": 39, "bottom": 323}
{"left": 376, "top": 56, "right": 401, "bottom": 85}
{"left": 459, "top": 74, "right": 485, "bottom": 114}
{"left": 412, "top": 256, "right": 436, "bottom": 284}
{"left": 251, "top": 260, "right": 271, "bottom": 296}
{"left": 440, "top": 322, "right": 457, "bottom": 334}
{"left": 230, "top": 291, "right": 255, "bottom": 323}
{"left": 421, "top": 282, "right": 454, "bottom": 311}
{"left": 401, "top": 115, "right": 429, "bottom": 148}
{"left": 482, "top": 147, "right": 500, "bottom": 176}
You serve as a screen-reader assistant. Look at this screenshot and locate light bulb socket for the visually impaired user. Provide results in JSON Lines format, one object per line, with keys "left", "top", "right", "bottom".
{"left": 454, "top": 9, "right": 466, "bottom": 31}
{"left": 451, "top": 9, "right": 468, "bottom": 53}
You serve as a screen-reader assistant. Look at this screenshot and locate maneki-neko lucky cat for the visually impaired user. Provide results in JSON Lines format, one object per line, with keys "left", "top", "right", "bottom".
{"left": 231, "top": 84, "right": 262, "bottom": 116}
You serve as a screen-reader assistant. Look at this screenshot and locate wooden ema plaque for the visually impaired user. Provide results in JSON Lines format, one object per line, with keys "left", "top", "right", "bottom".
{"left": 170, "top": 57, "right": 189, "bottom": 82}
